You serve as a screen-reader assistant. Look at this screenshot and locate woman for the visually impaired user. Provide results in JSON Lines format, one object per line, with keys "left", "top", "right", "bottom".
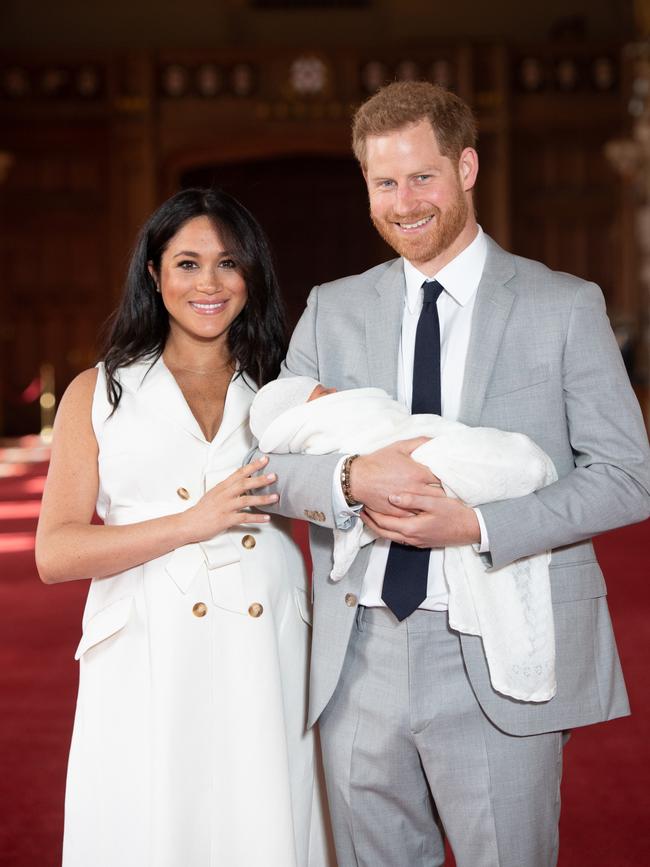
{"left": 35, "top": 188, "right": 331, "bottom": 866}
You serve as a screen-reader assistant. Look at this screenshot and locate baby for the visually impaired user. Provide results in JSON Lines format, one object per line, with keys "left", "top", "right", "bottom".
{"left": 250, "top": 376, "right": 559, "bottom": 704}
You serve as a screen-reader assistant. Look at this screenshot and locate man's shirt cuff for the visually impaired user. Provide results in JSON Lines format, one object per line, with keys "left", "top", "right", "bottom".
{"left": 472, "top": 507, "right": 490, "bottom": 553}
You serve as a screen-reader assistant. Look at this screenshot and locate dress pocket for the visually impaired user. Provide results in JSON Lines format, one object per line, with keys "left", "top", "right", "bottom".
{"left": 74, "top": 596, "right": 134, "bottom": 659}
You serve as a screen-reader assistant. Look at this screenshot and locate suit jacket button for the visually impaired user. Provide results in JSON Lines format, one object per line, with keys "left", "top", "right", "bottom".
{"left": 248, "top": 602, "right": 264, "bottom": 618}
{"left": 192, "top": 602, "right": 208, "bottom": 617}
{"left": 242, "top": 534, "right": 256, "bottom": 549}
{"left": 177, "top": 487, "right": 190, "bottom": 500}
{"left": 345, "top": 593, "right": 357, "bottom": 608}
{"left": 304, "top": 509, "right": 326, "bottom": 522}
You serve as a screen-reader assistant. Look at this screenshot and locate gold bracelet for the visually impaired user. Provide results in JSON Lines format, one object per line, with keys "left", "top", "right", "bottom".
{"left": 341, "top": 454, "right": 361, "bottom": 507}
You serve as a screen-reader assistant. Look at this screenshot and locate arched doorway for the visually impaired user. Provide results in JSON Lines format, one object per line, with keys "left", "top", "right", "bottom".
{"left": 182, "top": 155, "right": 392, "bottom": 326}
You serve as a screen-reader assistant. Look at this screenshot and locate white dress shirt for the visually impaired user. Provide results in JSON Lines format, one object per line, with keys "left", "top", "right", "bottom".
{"left": 333, "top": 225, "right": 488, "bottom": 610}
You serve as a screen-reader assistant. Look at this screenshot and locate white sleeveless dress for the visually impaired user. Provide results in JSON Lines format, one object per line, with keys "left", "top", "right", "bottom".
{"left": 62, "top": 358, "right": 331, "bottom": 867}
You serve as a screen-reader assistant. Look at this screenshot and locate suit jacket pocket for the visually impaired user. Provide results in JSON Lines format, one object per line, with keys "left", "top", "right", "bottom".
{"left": 294, "top": 586, "right": 313, "bottom": 626}
{"left": 74, "top": 596, "right": 134, "bottom": 659}
{"left": 485, "top": 363, "right": 550, "bottom": 399}
{"left": 549, "top": 561, "right": 606, "bottom": 604}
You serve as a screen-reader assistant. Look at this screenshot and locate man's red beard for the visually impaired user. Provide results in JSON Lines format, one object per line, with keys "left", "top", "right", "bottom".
{"left": 371, "top": 190, "right": 469, "bottom": 266}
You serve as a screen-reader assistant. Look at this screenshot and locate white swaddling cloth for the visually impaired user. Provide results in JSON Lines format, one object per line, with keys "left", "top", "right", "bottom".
{"left": 250, "top": 380, "right": 558, "bottom": 703}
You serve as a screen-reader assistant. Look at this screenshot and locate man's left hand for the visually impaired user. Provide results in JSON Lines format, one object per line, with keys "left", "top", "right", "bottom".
{"left": 361, "top": 490, "right": 481, "bottom": 548}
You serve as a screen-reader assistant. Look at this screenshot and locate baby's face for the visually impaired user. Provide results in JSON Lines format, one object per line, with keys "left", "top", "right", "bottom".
{"left": 307, "top": 384, "right": 337, "bottom": 402}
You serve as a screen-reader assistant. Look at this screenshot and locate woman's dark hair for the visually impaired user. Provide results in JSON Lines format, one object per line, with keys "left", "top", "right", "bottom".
{"left": 102, "top": 187, "right": 288, "bottom": 408}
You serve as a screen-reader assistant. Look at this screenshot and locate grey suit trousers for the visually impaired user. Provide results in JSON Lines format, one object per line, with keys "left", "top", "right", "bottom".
{"left": 320, "top": 607, "right": 563, "bottom": 867}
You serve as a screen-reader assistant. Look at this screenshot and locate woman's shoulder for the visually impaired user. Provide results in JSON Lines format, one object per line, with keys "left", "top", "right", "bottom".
{"left": 50, "top": 368, "right": 101, "bottom": 446}
{"left": 60, "top": 367, "right": 100, "bottom": 410}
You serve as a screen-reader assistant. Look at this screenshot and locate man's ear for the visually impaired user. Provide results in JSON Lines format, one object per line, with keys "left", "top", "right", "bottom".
{"left": 459, "top": 148, "right": 479, "bottom": 192}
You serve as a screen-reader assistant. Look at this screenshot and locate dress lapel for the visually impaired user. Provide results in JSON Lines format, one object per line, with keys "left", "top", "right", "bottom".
{"left": 459, "top": 237, "right": 517, "bottom": 426}
{"left": 365, "top": 259, "right": 404, "bottom": 398}
{"left": 138, "top": 357, "right": 208, "bottom": 443}
{"left": 209, "top": 372, "right": 255, "bottom": 450}
{"left": 119, "top": 357, "right": 255, "bottom": 446}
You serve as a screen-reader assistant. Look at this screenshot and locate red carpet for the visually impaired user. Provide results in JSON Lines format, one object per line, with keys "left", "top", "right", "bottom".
{"left": 1, "top": 440, "right": 648, "bottom": 866}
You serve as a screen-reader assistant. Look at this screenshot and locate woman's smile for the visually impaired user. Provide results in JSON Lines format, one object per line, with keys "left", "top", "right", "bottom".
{"left": 188, "top": 299, "right": 228, "bottom": 314}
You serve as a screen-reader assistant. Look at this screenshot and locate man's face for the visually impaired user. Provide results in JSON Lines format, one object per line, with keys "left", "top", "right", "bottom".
{"left": 364, "top": 119, "right": 477, "bottom": 270}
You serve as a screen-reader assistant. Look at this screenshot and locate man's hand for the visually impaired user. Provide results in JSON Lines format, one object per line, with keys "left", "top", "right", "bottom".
{"left": 362, "top": 491, "right": 481, "bottom": 548}
{"left": 349, "top": 438, "right": 440, "bottom": 515}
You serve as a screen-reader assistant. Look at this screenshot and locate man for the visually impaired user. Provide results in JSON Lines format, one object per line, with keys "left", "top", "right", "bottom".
{"left": 258, "top": 82, "right": 650, "bottom": 866}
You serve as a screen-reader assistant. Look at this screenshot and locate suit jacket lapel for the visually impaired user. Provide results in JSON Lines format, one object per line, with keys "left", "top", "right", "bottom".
{"left": 459, "top": 237, "right": 517, "bottom": 426}
{"left": 365, "top": 259, "right": 404, "bottom": 398}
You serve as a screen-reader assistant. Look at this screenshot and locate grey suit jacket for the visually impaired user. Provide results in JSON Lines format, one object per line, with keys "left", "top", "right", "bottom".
{"left": 259, "top": 236, "right": 650, "bottom": 734}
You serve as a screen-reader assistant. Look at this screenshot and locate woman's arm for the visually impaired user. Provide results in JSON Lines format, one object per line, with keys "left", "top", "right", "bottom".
{"left": 35, "top": 369, "right": 277, "bottom": 585}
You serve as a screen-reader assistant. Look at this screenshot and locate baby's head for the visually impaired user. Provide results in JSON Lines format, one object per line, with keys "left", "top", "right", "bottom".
{"left": 308, "top": 383, "right": 337, "bottom": 401}
{"left": 250, "top": 376, "right": 336, "bottom": 438}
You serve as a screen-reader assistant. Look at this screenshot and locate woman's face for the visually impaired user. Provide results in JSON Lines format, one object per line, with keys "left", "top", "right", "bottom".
{"left": 151, "top": 215, "right": 248, "bottom": 345}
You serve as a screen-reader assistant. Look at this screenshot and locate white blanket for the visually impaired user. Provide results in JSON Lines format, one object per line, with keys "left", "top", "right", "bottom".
{"left": 253, "top": 387, "right": 558, "bottom": 703}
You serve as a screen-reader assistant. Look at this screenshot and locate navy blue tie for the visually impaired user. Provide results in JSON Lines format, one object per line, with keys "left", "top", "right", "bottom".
{"left": 381, "top": 279, "right": 444, "bottom": 621}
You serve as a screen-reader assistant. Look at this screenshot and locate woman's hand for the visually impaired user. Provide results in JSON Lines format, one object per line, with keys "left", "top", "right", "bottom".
{"left": 36, "top": 372, "right": 280, "bottom": 585}
{"left": 181, "top": 456, "right": 279, "bottom": 544}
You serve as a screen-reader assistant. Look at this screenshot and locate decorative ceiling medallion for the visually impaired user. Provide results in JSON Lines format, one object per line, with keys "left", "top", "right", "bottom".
{"left": 429, "top": 59, "right": 453, "bottom": 90}
{"left": 395, "top": 60, "right": 420, "bottom": 82}
{"left": 360, "top": 58, "right": 455, "bottom": 95}
{"left": 555, "top": 58, "right": 579, "bottom": 91}
{"left": 518, "top": 57, "right": 545, "bottom": 91}
{"left": 515, "top": 52, "right": 619, "bottom": 94}
{"left": 162, "top": 64, "right": 190, "bottom": 98}
{"left": 360, "top": 60, "right": 388, "bottom": 94}
{"left": 592, "top": 56, "right": 617, "bottom": 91}
{"left": 230, "top": 63, "right": 256, "bottom": 97}
{"left": 196, "top": 63, "right": 223, "bottom": 97}
{"left": 289, "top": 55, "right": 328, "bottom": 96}
{"left": 76, "top": 66, "right": 101, "bottom": 98}
{"left": 1, "top": 64, "right": 104, "bottom": 100}
{"left": 2, "top": 67, "right": 30, "bottom": 98}
{"left": 40, "top": 67, "right": 69, "bottom": 96}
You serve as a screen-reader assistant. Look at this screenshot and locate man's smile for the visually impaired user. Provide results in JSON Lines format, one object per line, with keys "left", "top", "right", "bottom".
{"left": 393, "top": 214, "right": 435, "bottom": 231}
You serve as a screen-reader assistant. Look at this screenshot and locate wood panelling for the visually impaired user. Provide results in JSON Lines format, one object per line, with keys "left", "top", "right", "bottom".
{"left": 0, "top": 123, "right": 112, "bottom": 435}
{"left": 0, "top": 42, "right": 638, "bottom": 435}
{"left": 509, "top": 46, "right": 627, "bottom": 332}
